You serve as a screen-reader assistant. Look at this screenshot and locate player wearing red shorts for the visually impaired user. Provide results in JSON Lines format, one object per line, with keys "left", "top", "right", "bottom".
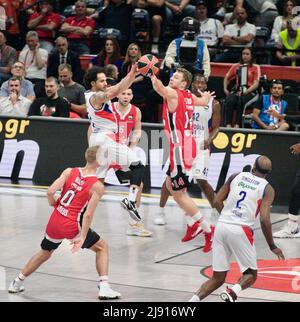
{"left": 8, "top": 146, "right": 121, "bottom": 300}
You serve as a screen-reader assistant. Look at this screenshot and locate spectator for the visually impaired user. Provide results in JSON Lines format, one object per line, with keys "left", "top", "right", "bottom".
{"left": 47, "top": 36, "right": 83, "bottom": 84}
{"left": 121, "top": 42, "right": 152, "bottom": 106}
{"left": 236, "top": 0, "right": 278, "bottom": 28}
{"left": 27, "top": 0, "right": 61, "bottom": 52}
{"left": 19, "top": 31, "right": 48, "bottom": 98}
{"left": 89, "top": 38, "right": 123, "bottom": 76}
{"left": 132, "top": 0, "right": 166, "bottom": 54}
{"left": 195, "top": 0, "right": 224, "bottom": 59}
{"left": 0, "top": 0, "right": 20, "bottom": 43}
{"left": 252, "top": 80, "right": 289, "bottom": 131}
{"left": 223, "top": 47, "right": 260, "bottom": 128}
{"left": 0, "top": 77, "right": 31, "bottom": 116}
{"left": 58, "top": 63, "right": 86, "bottom": 118}
{"left": 0, "top": 31, "right": 16, "bottom": 85}
{"left": 215, "top": 6, "right": 256, "bottom": 63}
{"left": 104, "top": 64, "right": 119, "bottom": 86}
{"left": 0, "top": 61, "right": 35, "bottom": 101}
{"left": 271, "top": 0, "right": 297, "bottom": 44}
{"left": 164, "top": 16, "right": 211, "bottom": 80}
{"left": 165, "top": 0, "right": 196, "bottom": 24}
{"left": 60, "top": 0, "right": 95, "bottom": 55}
{"left": 276, "top": 19, "right": 300, "bottom": 67}
{"left": 28, "top": 77, "right": 69, "bottom": 117}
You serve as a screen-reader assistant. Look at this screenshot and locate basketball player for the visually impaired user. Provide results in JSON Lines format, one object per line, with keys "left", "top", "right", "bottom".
{"left": 84, "top": 66, "right": 145, "bottom": 223}
{"left": 154, "top": 75, "right": 221, "bottom": 235}
{"left": 8, "top": 146, "right": 122, "bottom": 300}
{"left": 151, "top": 69, "right": 214, "bottom": 242}
{"left": 189, "top": 156, "right": 285, "bottom": 302}
{"left": 111, "top": 88, "right": 152, "bottom": 237}
{"left": 273, "top": 142, "right": 300, "bottom": 237}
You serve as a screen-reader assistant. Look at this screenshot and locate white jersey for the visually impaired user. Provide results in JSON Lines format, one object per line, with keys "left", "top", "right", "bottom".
{"left": 85, "top": 91, "right": 117, "bottom": 134}
{"left": 193, "top": 98, "right": 213, "bottom": 146}
{"left": 219, "top": 172, "right": 269, "bottom": 228}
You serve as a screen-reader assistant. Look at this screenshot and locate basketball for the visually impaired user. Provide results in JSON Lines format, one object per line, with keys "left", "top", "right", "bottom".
{"left": 137, "top": 54, "right": 160, "bottom": 77}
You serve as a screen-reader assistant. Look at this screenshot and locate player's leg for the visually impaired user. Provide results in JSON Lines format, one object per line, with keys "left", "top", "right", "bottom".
{"left": 165, "top": 176, "right": 211, "bottom": 243}
{"left": 136, "top": 182, "right": 144, "bottom": 209}
{"left": 8, "top": 237, "right": 60, "bottom": 293}
{"left": 154, "top": 178, "right": 170, "bottom": 225}
{"left": 84, "top": 230, "right": 121, "bottom": 300}
{"left": 274, "top": 169, "right": 300, "bottom": 238}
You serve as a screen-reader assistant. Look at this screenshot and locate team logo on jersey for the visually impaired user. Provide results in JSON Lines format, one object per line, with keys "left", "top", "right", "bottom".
{"left": 202, "top": 259, "right": 300, "bottom": 294}
{"left": 128, "top": 115, "right": 133, "bottom": 121}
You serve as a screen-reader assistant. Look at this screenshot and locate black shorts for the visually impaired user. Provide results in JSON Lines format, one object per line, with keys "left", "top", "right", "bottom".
{"left": 115, "top": 169, "right": 131, "bottom": 184}
{"left": 167, "top": 165, "right": 191, "bottom": 191}
{"left": 41, "top": 228, "right": 100, "bottom": 252}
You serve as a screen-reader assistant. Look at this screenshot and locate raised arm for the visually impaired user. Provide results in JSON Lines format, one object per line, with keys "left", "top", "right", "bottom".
{"left": 260, "top": 184, "right": 285, "bottom": 260}
{"left": 47, "top": 168, "right": 72, "bottom": 206}
{"left": 193, "top": 91, "right": 215, "bottom": 107}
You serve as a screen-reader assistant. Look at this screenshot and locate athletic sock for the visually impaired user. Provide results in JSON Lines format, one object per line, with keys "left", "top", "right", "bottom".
{"left": 231, "top": 284, "right": 242, "bottom": 296}
{"left": 192, "top": 211, "right": 211, "bottom": 233}
{"left": 16, "top": 273, "right": 26, "bottom": 282}
{"left": 288, "top": 213, "right": 299, "bottom": 226}
{"left": 128, "top": 186, "right": 138, "bottom": 203}
{"left": 185, "top": 214, "right": 196, "bottom": 226}
{"left": 99, "top": 276, "right": 109, "bottom": 288}
{"left": 189, "top": 294, "right": 200, "bottom": 302}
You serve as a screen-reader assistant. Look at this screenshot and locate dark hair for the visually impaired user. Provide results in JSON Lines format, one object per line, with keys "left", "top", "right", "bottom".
{"left": 193, "top": 73, "right": 206, "bottom": 84}
{"left": 239, "top": 47, "right": 255, "bottom": 65}
{"left": 8, "top": 76, "right": 21, "bottom": 85}
{"left": 84, "top": 67, "right": 105, "bottom": 89}
{"left": 96, "top": 38, "right": 121, "bottom": 66}
{"left": 270, "top": 79, "right": 284, "bottom": 89}
{"left": 283, "top": 0, "right": 296, "bottom": 17}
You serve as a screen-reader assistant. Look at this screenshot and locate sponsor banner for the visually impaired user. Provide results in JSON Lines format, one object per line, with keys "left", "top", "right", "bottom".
{"left": 0, "top": 116, "right": 299, "bottom": 205}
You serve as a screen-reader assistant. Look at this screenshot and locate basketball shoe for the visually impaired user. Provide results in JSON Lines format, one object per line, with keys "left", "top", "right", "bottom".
{"left": 121, "top": 198, "right": 141, "bottom": 222}
{"left": 98, "top": 284, "right": 121, "bottom": 300}
{"left": 127, "top": 223, "right": 153, "bottom": 237}
{"left": 273, "top": 222, "right": 300, "bottom": 238}
{"left": 220, "top": 287, "right": 237, "bottom": 302}
{"left": 181, "top": 222, "right": 203, "bottom": 242}
{"left": 8, "top": 279, "right": 25, "bottom": 293}
{"left": 154, "top": 212, "right": 166, "bottom": 225}
{"left": 203, "top": 226, "right": 215, "bottom": 253}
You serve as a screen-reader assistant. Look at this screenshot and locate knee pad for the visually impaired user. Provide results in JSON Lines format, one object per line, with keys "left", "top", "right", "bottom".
{"left": 129, "top": 162, "right": 145, "bottom": 186}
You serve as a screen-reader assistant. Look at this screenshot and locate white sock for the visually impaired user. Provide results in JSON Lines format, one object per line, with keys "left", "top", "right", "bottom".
{"left": 99, "top": 276, "right": 109, "bottom": 287}
{"left": 185, "top": 214, "right": 196, "bottom": 226}
{"left": 288, "top": 213, "right": 299, "bottom": 225}
{"left": 231, "top": 284, "right": 242, "bottom": 296}
{"left": 193, "top": 211, "right": 211, "bottom": 233}
{"left": 16, "top": 273, "right": 26, "bottom": 282}
{"left": 128, "top": 186, "right": 138, "bottom": 203}
{"left": 189, "top": 294, "right": 200, "bottom": 302}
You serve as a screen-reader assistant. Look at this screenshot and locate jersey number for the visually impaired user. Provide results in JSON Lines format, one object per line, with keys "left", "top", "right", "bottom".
{"left": 236, "top": 191, "right": 247, "bottom": 209}
{"left": 193, "top": 112, "right": 200, "bottom": 122}
{"left": 60, "top": 190, "right": 76, "bottom": 207}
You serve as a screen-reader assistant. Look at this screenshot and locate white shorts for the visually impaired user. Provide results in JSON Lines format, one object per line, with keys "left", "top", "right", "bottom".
{"left": 212, "top": 222, "right": 257, "bottom": 273}
{"left": 89, "top": 132, "right": 140, "bottom": 179}
{"left": 192, "top": 148, "right": 210, "bottom": 180}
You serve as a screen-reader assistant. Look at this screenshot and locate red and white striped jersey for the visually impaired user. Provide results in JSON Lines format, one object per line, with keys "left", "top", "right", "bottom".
{"left": 111, "top": 103, "right": 138, "bottom": 145}
{"left": 163, "top": 89, "right": 196, "bottom": 172}
{"left": 85, "top": 91, "right": 117, "bottom": 134}
{"left": 55, "top": 168, "right": 98, "bottom": 222}
{"left": 219, "top": 172, "right": 269, "bottom": 228}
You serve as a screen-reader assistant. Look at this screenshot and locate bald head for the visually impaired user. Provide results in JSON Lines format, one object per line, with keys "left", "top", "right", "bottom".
{"left": 253, "top": 156, "right": 272, "bottom": 176}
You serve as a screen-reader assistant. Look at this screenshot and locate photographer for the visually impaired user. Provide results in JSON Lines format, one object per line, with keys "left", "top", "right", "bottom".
{"left": 164, "top": 16, "right": 210, "bottom": 80}
{"left": 223, "top": 47, "right": 260, "bottom": 128}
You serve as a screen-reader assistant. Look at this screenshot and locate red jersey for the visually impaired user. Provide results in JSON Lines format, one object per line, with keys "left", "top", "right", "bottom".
{"left": 163, "top": 89, "right": 196, "bottom": 172}
{"left": 63, "top": 16, "right": 95, "bottom": 45}
{"left": 45, "top": 168, "right": 98, "bottom": 241}
{"left": 112, "top": 102, "right": 138, "bottom": 145}
{"left": 28, "top": 12, "right": 61, "bottom": 40}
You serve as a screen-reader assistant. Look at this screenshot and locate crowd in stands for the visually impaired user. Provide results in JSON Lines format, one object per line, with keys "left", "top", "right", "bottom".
{"left": 0, "top": 0, "right": 299, "bottom": 130}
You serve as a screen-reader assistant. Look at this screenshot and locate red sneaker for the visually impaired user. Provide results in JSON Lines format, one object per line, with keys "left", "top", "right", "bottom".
{"left": 220, "top": 287, "right": 237, "bottom": 302}
{"left": 181, "top": 222, "right": 203, "bottom": 242}
{"left": 203, "top": 226, "right": 215, "bottom": 253}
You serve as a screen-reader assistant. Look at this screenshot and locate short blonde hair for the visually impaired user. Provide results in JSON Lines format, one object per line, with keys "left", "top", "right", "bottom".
{"left": 85, "top": 146, "right": 100, "bottom": 163}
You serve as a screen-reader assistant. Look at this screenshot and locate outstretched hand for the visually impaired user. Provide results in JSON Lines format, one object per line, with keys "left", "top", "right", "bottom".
{"left": 198, "top": 90, "right": 215, "bottom": 105}
{"left": 290, "top": 143, "right": 300, "bottom": 155}
{"left": 128, "top": 63, "right": 139, "bottom": 78}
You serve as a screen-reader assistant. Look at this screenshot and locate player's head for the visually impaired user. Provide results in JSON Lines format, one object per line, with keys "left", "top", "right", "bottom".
{"left": 85, "top": 146, "right": 100, "bottom": 167}
{"left": 192, "top": 74, "right": 207, "bottom": 96}
{"left": 118, "top": 88, "right": 133, "bottom": 107}
{"left": 169, "top": 68, "right": 192, "bottom": 90}
{"left": 84, "top": 67, "right": 107, "bottom": 91}
{"left": 252, "top": 156, "right": 272, "bottom": 177}
{"left": 45, "top": 77, "right": 59, "bottom": 98}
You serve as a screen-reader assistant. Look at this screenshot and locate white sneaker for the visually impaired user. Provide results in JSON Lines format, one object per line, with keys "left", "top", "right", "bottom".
{"left": 154, "top": 213, "right": 166, "bottom": 225}
{"left": 151, "top": 44, "right": 159, "bottom": 55}
{"left": 98, "top": 284, "right": 121, "bottom": 300}
{"left": 273, "top": 222, "right": 300, "bottom": 238}
{"left": 126, "top": 223, "right": 153, "bottom": 237}
{"left": 8, "top": 280, "right": 25, "bottom": 294}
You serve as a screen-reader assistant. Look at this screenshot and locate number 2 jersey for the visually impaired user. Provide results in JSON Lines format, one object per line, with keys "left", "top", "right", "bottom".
{"left": 163, "top": 89, "right": 196, "bottom": 173}
{"left": 45, "top": 168, "right": 98, "bottom": 241}
{"left": 219, "top": 172, "right": 269, "bottom": 228}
